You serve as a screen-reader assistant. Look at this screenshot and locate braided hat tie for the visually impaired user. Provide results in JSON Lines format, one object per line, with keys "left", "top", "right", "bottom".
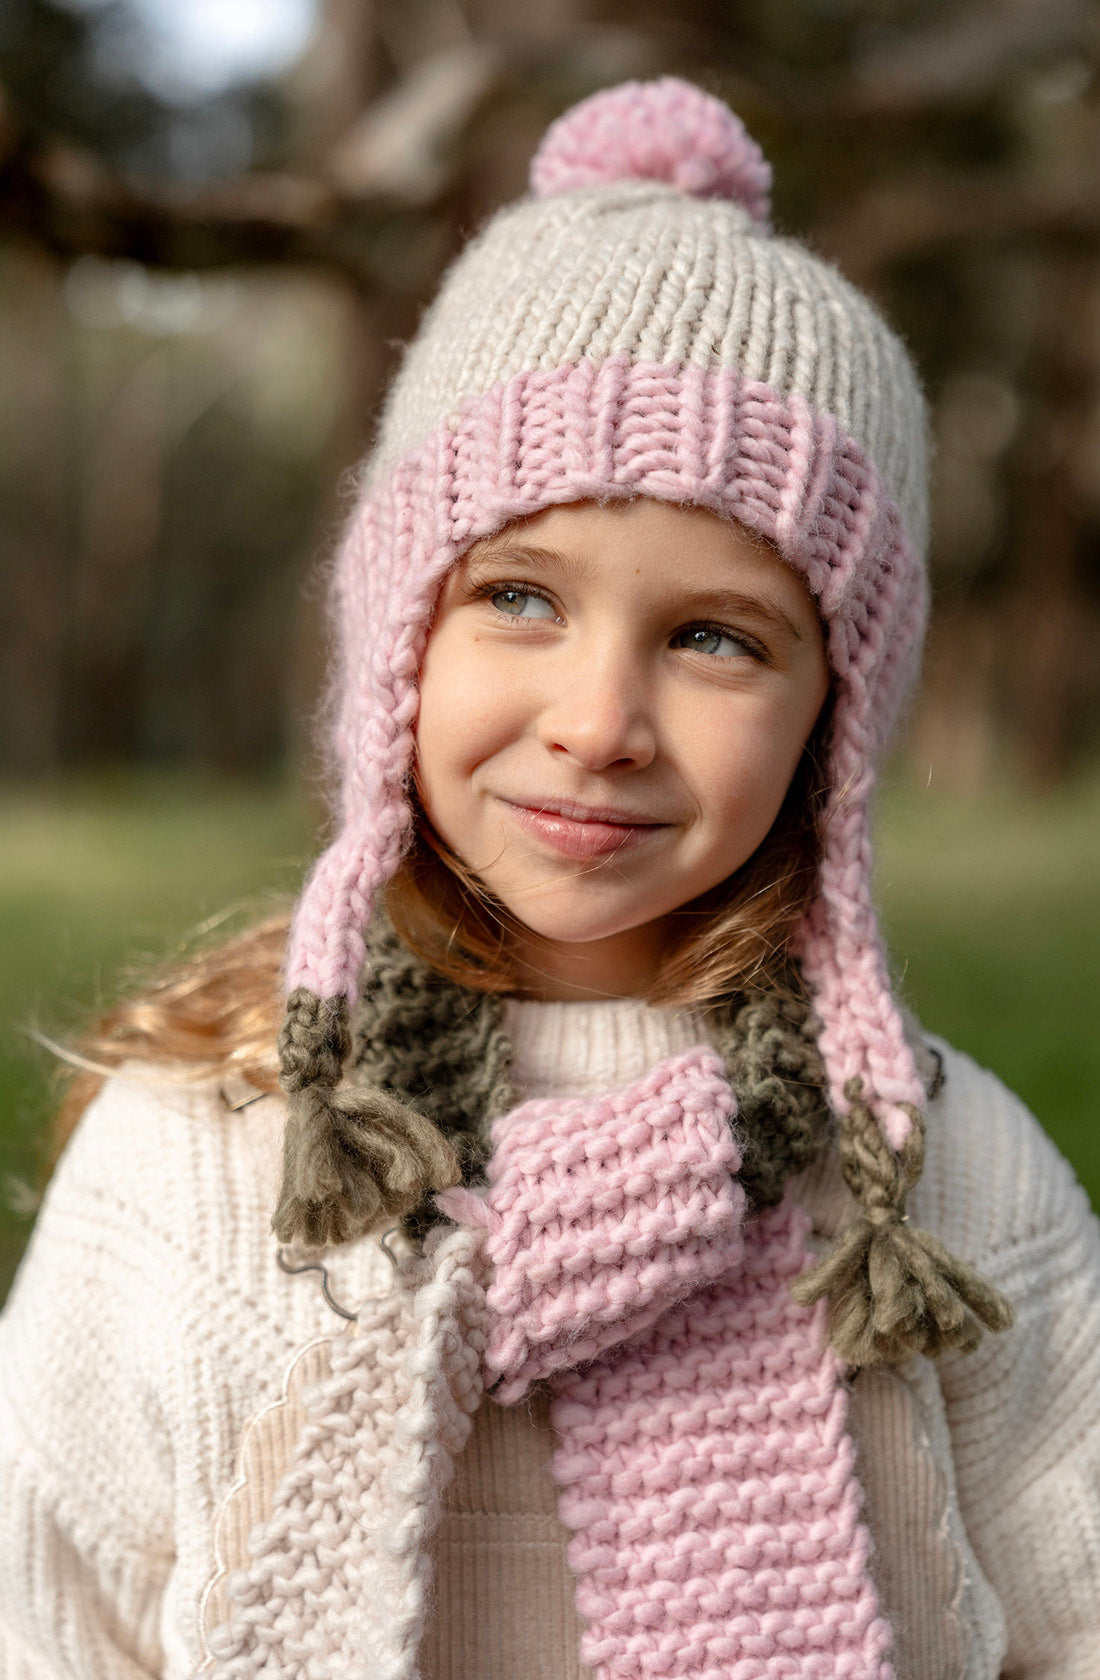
{"left": 273, "top": 80, "right": 1012, "bottom": 1367}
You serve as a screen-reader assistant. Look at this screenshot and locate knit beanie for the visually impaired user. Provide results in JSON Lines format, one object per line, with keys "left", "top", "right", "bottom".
{"left": 274, "top": 78, "right": 1011, "bottom": 1366}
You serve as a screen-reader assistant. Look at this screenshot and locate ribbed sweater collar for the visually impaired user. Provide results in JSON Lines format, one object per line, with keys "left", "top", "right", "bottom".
{"left": 502, "top": 995, "right": 709, "bottom": 1100}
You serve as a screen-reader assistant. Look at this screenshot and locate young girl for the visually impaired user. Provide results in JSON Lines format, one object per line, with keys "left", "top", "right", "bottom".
{"left": 2, "top": 77, "right": 1098, "bottom": 1680}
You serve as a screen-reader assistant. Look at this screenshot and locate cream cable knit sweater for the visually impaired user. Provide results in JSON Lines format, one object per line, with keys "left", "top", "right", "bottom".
{"left": 1, "top": 1001, "right": 1098, "bottom": 1679}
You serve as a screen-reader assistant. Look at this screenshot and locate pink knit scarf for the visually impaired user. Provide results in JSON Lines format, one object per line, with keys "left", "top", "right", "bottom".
{"left": 439, "top": 1046, "right": 894, "bottom": 1680}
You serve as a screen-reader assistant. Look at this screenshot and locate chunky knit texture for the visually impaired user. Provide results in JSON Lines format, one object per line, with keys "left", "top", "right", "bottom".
{"left": 439, "top": 1047, "right": 745, "bottom": 1401}
{"left": 362, "top": 82, "right": 926, "bottom": 541}
{"left": 224, "top": 1007, "right": 864, "bottom": 1678}
{"left": 262, "top": 77, "right": 1008, "bottom": 1366}
{"left": 707, "top": 990, "right": 833, "bottom": 1211}
{"left": 549, "top": 1206, "right": 891, "bottom": 1680}
{"left": 275, "top": 79, "right": 941, "bottom": 1291}
{"left": 348, "top": 914, "right": 515, "bottom": 1140}
{"left": 436, "top": 1048, "right": 893, "bottom": 1679}
{"left": 279, "top": 898, "right": 1010, "bottom": 1369}
{"left": 204, "top": 1223, "right": 488, "bottom": 1680}
{"left": 273, "top": 986, "right": 463, "bottom": 1247}
{"left": 2, "top": 1021, "right": 1100, "bottom": 1677}
{"left": 284, "top": 357, "right": 927, "bottom": 1146}
{"left": 287, "top": 908, "right": 834, "bottom": 1235}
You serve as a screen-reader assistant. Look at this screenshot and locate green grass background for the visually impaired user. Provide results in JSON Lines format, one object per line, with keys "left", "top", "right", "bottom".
{"left": 2, "top": 770, "right": 1098, "bottom": 1305}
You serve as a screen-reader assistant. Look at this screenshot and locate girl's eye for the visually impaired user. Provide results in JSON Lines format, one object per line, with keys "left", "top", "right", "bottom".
{"left": 673, "top": 625, "right": 758, "bottom": 659}
{"left": 488, "top": 587, "right": 557, "bottom": 620}
{"left": 475, "top": 585, "right": 760, "bottom": 656}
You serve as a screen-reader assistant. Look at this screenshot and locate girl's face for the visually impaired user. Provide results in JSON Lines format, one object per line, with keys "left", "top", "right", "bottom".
{"left": 415, "top": 499, "right": 829, "bottom": 1000}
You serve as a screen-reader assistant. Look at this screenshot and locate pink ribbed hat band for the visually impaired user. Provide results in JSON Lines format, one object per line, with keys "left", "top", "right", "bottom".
{"left": 287, "top": 357, "right": 927, "bottom": 1147}
{"left": 257, "top": 78, "right": 1014, "bottom": 1670}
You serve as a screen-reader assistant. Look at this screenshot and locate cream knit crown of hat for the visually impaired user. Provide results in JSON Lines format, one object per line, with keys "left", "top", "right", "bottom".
{"left": 272, "top": 79, "right": 1011, "bottom": 1367}
{"left": 368, "top": 90, "right": 928, "bottom": 554}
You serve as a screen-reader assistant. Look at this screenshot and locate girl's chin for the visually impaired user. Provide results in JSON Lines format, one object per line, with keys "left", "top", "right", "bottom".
{"left": 495, "top": 900, "right": 673, "bottom": 955}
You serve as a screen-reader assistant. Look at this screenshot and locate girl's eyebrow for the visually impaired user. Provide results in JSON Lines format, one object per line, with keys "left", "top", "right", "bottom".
{"left": 670, "top": 587, "right": 807, "bottom": 643}
{"left": 465, "top": 541, "right": 599, "bottom": 582}
{"left": 464, "top": 541, "right": 807, "bottom": 642}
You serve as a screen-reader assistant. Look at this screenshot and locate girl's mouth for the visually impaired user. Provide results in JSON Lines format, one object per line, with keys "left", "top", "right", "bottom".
{"left": 500, "top": 800, "right": 667, "bottom": 862}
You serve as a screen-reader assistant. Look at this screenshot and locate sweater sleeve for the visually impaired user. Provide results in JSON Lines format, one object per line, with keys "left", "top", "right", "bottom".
{"left": 928, "top": 1046, "right": 1100, "bottom": 1680}
{"left": 0, "top": 1078, "right": 181, "bottom": 1678}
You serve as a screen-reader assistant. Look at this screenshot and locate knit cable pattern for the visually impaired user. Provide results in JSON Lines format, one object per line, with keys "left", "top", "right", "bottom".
{"left": 204, "top": 1224, "right": 488, "bottom": 1680}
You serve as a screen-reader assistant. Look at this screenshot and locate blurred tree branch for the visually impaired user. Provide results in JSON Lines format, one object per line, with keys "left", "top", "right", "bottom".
{"left": 816, "top": 170, "right": 1100, "bottom": 278}
{"left": 4, "top": 6, "right": 1099, "bottom": 288}
{"left": 0, "top": 45, "right": 504, "bottom": 290}
{"left": 2, "top": 0, "right": 1099, "bottom": 785}
{"left": 8, "top": 91, "right": 1100, "bottom": 291}
{"left": 844, "top": 0, "right": 1098, "bottom": 115}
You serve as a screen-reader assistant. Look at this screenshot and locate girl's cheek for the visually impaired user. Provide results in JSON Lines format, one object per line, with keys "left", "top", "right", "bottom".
{"left": 417, "top": 649, "right": 523, "bottom": 784}
{"left": 694, "top": 702, "right": 812, "bottom": 815}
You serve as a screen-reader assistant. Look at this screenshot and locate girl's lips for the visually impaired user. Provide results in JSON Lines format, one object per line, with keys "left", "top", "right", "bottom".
{"left": 502, "top": 801, "right": 667, "bottom": 862}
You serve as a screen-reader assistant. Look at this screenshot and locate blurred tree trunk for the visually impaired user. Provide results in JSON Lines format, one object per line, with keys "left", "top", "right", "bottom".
{"left": 1004, "top": 253, "right": 1100, "bottom": 784}
{"left": 64, "top": 338, "right": 167, "bottom": 761}
{"left": 0, "top": 244, "right": 69, "bottom": 772}
{"left": 2, "top": 0, "right": 1100, "bottom": 783}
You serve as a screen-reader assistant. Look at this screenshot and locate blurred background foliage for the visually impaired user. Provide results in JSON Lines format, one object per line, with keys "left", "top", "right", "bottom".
{"left": 1, "top": 0, "right": 1098, "bottom": 1299}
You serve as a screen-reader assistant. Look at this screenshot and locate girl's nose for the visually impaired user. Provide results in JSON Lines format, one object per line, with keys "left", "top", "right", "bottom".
{"left": 535, "top": 651, "right": 658, "bottom": 771}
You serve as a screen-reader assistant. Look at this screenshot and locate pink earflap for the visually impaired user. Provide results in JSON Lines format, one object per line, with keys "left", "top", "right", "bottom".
{"left": 271, "top": 78, "right": 1015, "bottom": 1372}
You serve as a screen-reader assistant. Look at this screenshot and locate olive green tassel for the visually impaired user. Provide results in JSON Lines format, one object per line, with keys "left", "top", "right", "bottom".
{"left": 272, "top": 987, "right": 461, "bottom": 1248}
{"left": 791, "top": 1079, "right": 1014, "bottom": 1366}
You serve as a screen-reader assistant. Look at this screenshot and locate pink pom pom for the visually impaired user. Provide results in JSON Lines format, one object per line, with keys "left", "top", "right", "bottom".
{"left": 530, "top": 78, "right": 771, "bottom": 224}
